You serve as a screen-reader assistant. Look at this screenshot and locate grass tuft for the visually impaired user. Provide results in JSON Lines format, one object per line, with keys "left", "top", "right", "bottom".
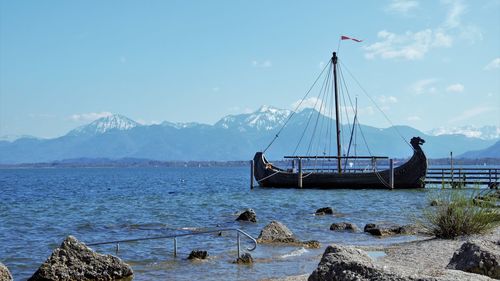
{"left": 423, "top": 191, "right": 500, "bottom": 239}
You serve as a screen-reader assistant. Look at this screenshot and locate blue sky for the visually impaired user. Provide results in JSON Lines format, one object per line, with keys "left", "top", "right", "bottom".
{"left": 1, "top": 0, "right": 499, "bottom": 138}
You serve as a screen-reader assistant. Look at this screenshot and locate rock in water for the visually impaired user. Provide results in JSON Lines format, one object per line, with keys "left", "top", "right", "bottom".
{"left": 28, "top": 235, "right": 133, "bottom": 281}
{"left": 302, "top": 240, "right": 321, "bottom": 249}
{"left": 257, "top": 221, "right": 299, "bottom": 244}
{"left": 330, "top": 222, "right": 358, "bottom": 232}
{"left": 234, "top": 253, "right": 254, "bottom": 264}
{"left": 236, "top": 208, "right": 257, "bottom": 223}
{"left": 315, "top": 207, "right": 334, "bottom": 215}
{"left": 447, "top": 240, "right": 500, "bottom": 279}
{"left": 364, "top": 223, "right": 418, "bottom": 236}
{"left": 0, "top": 263, "right": 13, "bottom": 281}
{"left": 188, "top": 250, "right": 208, "bottom": 260}
{"left": 308, "top": 244, "right": 408, "bottom": 281}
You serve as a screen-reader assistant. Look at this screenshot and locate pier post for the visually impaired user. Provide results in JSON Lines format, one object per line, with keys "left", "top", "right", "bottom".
{"left": 173, "top": 237, "right": 177, "bottom": 257}
{"left": 450, "top": 151, "right": 454, "bottom": 186}
{"left": 250, "top": 160, "right": 254, "bottom": 189}
{"left": 389, "top": 159, "right": 394, "bottom": 189}
{"left": 298, "top": 158, "right": 303, "bottom": 188}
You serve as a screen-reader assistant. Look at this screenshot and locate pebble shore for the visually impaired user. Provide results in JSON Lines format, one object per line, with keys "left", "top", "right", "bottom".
{"left": 265, "top": 226, "right": 500, "bottom": 281}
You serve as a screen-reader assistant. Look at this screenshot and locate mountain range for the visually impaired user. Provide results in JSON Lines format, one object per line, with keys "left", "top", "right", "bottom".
{"left": 0, "top": 106, "right": 498, "bottom": 164}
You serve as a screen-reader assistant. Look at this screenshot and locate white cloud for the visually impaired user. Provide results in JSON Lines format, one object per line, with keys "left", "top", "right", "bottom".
{"left": 70, "top": 112, "right": 112, "bottom": 122}
{"left": 411, "top": 78, "right": 438, "bottom": 95}
{"left": 407, "top": 115, "right": 421, "bottom": 121}
{"left": 386, "top": 0, "right": 419, "bottom": 14}
{"left": 446, "top": 83, "right": 464, "bottom": 93}
{"left": 484, "top": 58, "right": 500, "bottom": 70}
{"left": 364, "top": 29, "right": 452, "bottom": 60}
{"left": 365, "top": 0, "right": 483, "bottom": 60}
{"left": 212, "top": 86, "right": 220, "bottom": 92}
{"left": 449, "top": 106, "right": 496, "bottom": 123}
{"left": 291, "top": 97, "right": 321, "bottom": 111}
{"left": 378, "top": 95, "right": 398, "bottom": 104}
{"left": 252, "top": 60, "right": 272, "bottom": 68}
{"left": 443, "top": 0, "right": 465, "bottom": 29}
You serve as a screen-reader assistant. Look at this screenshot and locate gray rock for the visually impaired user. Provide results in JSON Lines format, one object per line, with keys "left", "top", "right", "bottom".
{"left": 257, "top": 221, "right": 299, "bottom": 244}
{"left": 308, "top": 244, "right": 409, "bottom": 281}
{"left": 0, "top": 263, "right": 13, "bottom": 281}
{"left": 330, "top": 222, "right": 358, "bottom": 232}
{"left": 364, "top": 223, "right": 419, "bottom": 237}
{"left": 430, "top": 199, "right": 442, "bottom": 206}
{"left": 315, "top": 207, "right": 334, "bottom": 215}
{"left": 236, "top": 208, "right": 257, "bottom": 223}
{"left": 234, "top": 253, "right": 254, "bottom": 264}
{"left": 302, "top": 240, "right": 321, "bottom": 249}
{"left": 187, "top": 250, "right": 208, "bottom": 260}
{"left": 447, "top": 240, "right": 500, "bottom": 279}
{"left": 257, "top": 221, "right": 319, "bottom": 248}
{"left": 28, "top": 235, "right": 133, "bottom": 281}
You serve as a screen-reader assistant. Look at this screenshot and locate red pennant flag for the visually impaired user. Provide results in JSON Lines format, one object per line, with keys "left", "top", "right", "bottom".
{"left": 341, "top": 35, "right": 362, "bottom": 42}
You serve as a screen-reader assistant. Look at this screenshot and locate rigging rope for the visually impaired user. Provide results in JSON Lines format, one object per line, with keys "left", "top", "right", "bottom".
{"left": 339, "top": 61, "right": 413, "bottom": 150}
{"left": 292, "top": 62, "right": 332, "bottom": 156}
{"left": 262, "top": 61, "right": 331, "bottom": 153}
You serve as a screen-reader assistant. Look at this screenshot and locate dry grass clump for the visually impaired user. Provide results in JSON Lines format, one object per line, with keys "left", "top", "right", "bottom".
{"left": 424, "top": 191, "right": 500, "bottom": 239}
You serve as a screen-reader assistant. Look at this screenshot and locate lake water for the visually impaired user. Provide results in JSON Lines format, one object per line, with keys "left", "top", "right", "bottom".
{"left": 0, "top": 167, "right": 465, "bottom": 280}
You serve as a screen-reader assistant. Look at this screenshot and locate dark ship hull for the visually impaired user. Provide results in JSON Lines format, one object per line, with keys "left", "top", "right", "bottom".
{"left": 253, "top": 138, "right": 427, "bottom": 189}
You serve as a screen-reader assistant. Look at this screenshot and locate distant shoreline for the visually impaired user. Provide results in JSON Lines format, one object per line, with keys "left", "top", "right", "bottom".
{"left": 0, "top": 157, "right": 499, "bottom": 169}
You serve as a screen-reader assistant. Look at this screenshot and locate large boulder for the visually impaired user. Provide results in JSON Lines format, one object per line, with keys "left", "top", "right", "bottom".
{"left": 308, "top": 244, "right": 408, "bottom": 281}
{"left": 236, "top": 208, "right": 257, "bottom": 223}
{"left": 28, "top": 235, "right": 133, "bottom": 281}
{"left": 257, "top": 221, "right": 320, "bottom": 248}
{"left": 0, "top": 263, "right": 13, "bottom": 281}
{"left": 447, "top": 240, "right": 500, "bottom": 279}
{"left": 257, "top": 221, "right": 299, "bottom": 244}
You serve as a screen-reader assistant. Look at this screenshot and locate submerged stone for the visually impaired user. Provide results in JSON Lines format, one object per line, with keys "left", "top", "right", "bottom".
{"left": 234, "top": 253, "right": 254, "bottom": 264}
{"left": 315, "top": 207, "right": 334, "bottom": 215}
{"left": 236, "top": 208, "right": 257, "bottom": 223}
{"left": 188, "top": 250, "right": 208, "bottom": 260}
{"left": 330, "top": 222, "right": 358, "bottom": 232}
{"left": 364, "top": 223, "right": 419, "bottom": 237}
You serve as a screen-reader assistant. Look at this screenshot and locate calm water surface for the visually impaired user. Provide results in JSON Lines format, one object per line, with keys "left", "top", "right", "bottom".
{"left": 1, "top": 167, "right": 450, "bottom": 280}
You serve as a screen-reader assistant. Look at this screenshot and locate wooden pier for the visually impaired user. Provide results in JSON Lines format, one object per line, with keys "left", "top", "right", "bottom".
{"left": 425, "top": 167, "right": 499, "bottom": 188}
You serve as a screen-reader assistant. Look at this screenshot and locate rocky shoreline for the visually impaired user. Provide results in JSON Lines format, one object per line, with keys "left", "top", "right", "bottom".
{"left": 3, "top": 207, "right": 498, "bottom": 280}
{"left": 265, "top": 226, "right": 500, "bottom": 281}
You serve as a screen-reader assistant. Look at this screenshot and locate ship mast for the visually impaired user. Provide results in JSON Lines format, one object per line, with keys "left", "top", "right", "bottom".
{"left": 332, "top": 52, "right": 342, "bottom": 174}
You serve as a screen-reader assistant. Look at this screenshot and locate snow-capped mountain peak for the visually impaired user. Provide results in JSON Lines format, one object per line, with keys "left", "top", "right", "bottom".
{"left": 68, "top": 114, "right": 140, "bottom": 136}
{"left": 216, "top": 106, "right": 291, "bottom": 131}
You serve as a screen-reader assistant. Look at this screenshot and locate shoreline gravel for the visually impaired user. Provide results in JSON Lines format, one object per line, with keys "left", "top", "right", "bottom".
{"left": 264, "top": 226, "right": 500, "bottom": 281}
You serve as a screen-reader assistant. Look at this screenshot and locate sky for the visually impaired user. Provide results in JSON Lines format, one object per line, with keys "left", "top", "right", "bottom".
{"left": 1, "top": 0, "right": 499, "bottom": 138}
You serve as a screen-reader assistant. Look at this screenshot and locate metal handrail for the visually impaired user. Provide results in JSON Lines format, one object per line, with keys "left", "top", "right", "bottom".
{"left": 86, "top": 228, "right": 257, "bottom": 259}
